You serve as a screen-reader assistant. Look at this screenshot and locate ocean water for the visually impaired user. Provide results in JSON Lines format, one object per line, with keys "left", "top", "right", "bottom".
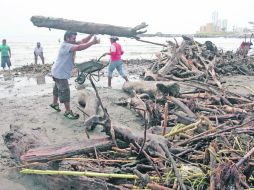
{"left": 2, "top": 35, "right": 247, "bottom": 68}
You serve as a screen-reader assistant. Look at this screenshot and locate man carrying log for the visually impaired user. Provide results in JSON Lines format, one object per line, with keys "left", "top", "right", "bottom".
{"left": 50, "top": 31, "right": 100, "bottom": 119}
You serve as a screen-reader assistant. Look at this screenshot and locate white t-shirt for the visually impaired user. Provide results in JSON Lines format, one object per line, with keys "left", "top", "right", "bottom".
{"left": 34, "top": 47, "right": 43, "bottom": 56}
{"left": 51, "top": 42, "right": 75, "bottom": 79}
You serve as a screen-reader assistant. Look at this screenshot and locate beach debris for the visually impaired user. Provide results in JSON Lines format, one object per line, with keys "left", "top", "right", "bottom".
{"left": 78, "top": 90, "right": 100, "bottom": 131}
{"left": 20, "top": 137, "right": 113, "bottom": 163}
{"left": 11, "top": 63, "right": 52, "bottom": 75}
{"left": 142, "top": 35, "right": 254, "bottom": 87}
{"left": 3, "top": 37, "right": 254, "bottom": 189}
{"left": 31, "top": 16, "right": 148, "bottom": 38}
{"left": 122, "top": 81, "right": 180, "bottom": 98}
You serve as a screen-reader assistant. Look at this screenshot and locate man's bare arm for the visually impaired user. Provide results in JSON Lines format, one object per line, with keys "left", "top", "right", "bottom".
{"left": 70, "top": 37, "right": 100, "bottom": 52}
{"left": 76, "top": 34, "right": 93, "bottom": 44}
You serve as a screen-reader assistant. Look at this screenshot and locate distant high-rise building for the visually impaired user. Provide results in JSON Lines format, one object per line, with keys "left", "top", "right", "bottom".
{"left": 212, "top": 11, "right": 218, "bottom": 26}
{"left": 221, "top": 19, "right": 228, "bottom": 32}
{"left": 198, "top": 11, "right": 229, "bottom": 33}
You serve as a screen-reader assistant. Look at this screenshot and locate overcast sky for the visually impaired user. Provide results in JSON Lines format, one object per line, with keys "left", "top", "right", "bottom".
{"left": 1, "top": 0, "right": 253, "bottom": 36}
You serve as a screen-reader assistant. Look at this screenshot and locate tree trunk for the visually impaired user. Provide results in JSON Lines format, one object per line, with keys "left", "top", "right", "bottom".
{"left": 31, "top": 16, "right": 148, "bottom": 38}
{"left": 111, "top": 122, "right": 169, "bottom": 156}
{"left": 4, "top": 123, "right": 174, "bottom": 166}
{"left": 20, "top": 138, "right": 113, "bottom": 163}
{"left": 122, "top": 81, "right": 180, "bottom": 98}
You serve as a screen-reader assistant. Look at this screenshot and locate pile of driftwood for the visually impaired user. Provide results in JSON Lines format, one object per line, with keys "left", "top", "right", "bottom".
{"left": 142, "top": 36, "right": 254, "bottom": 88}
{"left": 3, "top": 71, "right": 254, "bottom": 189}
{"left": 3, "top": 16, "right": 250, "bottom": 189}
{"left": 120, "top": 77, "right": 254, "bottom": 189}
{"left": 118, "top": 37, "right": 254, "bottom": 189}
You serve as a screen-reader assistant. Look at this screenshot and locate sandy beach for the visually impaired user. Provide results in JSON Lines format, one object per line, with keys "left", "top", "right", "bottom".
{"left": 1, "top": 60, "right": 254, "bottom": 189}
{"left": 0, "top": 62, "right": 149, "bottom": 189}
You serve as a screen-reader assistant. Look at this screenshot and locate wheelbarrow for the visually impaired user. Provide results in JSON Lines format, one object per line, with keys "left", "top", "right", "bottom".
{"left": 75, "top": 54, "right": 108, "bottom": 85}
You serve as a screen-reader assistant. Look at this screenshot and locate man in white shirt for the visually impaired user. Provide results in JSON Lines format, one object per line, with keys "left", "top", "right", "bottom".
{"left": 34, "top": 42, "right": 45, "bottom": 64}
{"left": 50, "top": 31, "right": 100, "bottom": 120}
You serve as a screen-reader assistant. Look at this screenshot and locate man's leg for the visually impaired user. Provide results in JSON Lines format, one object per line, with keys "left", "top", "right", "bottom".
{"left": 53, "top": 78, "right": 78, "bottom": 119}
{"left": 56, "top": 79, "right": 71, "bottom": 113}
{"left": 34, "top": 55, "right": 38, "bottom": 64}
{"left": 53, "top": 95, "right": 58, "bottom": 105}
{"left": 1, "top": 57, "right": 6, "bottom": 70}
{"left": 40, "top": 55, "right": 45, "bottom": 64}
{"left": 116, "top": 61, "right": 129, "bottom": 82}
{"left": 50, "top": 82, "right": 61, "bottom": 112}
{"left": 60, "top": 87, "right": 79, "bottom": 119}
{"left": 7, "top": 57, "right": 11, "bottom": 71}
{"left": 64, "top": 102, "right": 71, "bottom": 112}
{"left": 108, "top": 62, "right": 116, "bottom": 88}
{"left": 52, "top": 83, "right": 59, "bottom": 105}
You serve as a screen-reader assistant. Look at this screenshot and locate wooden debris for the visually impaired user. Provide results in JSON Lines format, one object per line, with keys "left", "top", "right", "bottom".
{"left": 3, "top": 36, "right": 254, "bottom": 190}
{"left": 31, "top": 16, "right": 148, "bottom": 38}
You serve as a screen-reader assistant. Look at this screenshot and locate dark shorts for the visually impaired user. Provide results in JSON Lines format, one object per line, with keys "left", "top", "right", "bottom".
{"left": 52, "top": 77, "right": 70, "bottom": 103}
{"left": 1, "top": 56, "right": 11, "bottom": 68}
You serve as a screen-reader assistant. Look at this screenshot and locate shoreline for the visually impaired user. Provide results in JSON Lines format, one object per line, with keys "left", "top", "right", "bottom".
{"left": 139, "top": 33, "right": 253, "bottom": 38}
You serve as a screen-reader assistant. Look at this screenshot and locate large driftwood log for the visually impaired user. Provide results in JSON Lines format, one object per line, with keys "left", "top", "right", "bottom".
{"left": 31, "top": 16, "right": 148, "bottom": 38}
{"left": 5, "top": 123, "right": 172, "bottom": 165}
{"left": 3, "top": 124, "right": 113, "bottom": 163}
{"left": 3, "top": 124, "right": 49, "bottom": 162}
{"left": 122, "top": 81, "right": 180, "bottom": 97}
{"left": 111, "top": 122, "right": 170, "bottom": 156}
{"left": 20, "top": 138, "right": 113, "bottom": 163}
{"left": 4, "top": 122, "right": 171, "bottom": 164}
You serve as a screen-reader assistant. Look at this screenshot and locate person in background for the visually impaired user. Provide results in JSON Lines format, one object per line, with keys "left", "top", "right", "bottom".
{"left": 50, "top": 31, "right": 100, "bottom": 120}
{"left": 237, "top": 34, "right": 253, "bottom": 56}
{"left": 34, "top": 42, "right": 45, "bottom": 64}
{"left": 237, "top": 41, "right": 253, "bottom": 56}
{"left": 103, "top": 36, "right": 128, "bottom": 88}
{"left": 0, "top": 39, "right": 11, "bottom": 70}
